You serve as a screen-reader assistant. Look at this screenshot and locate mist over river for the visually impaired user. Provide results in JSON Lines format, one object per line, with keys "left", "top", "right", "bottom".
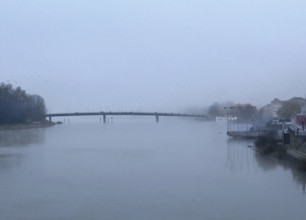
{"left": 1, "top": 118, "right": 306, "bottom": 220}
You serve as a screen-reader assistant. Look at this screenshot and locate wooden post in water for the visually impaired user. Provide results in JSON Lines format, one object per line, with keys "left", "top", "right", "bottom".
{"left": 155, "top": 115, "right": 159, "bottom": 123}
{"left": 103, "top": 114, "right": 106, "bottom": 123}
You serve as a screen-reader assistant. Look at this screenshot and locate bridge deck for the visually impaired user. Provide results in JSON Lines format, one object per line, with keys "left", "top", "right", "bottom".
{"left": 45, "top": 112, "right": 207, "bottom": 122}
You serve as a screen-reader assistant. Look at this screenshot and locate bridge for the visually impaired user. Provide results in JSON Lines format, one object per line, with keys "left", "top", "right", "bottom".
{"left": 45, "top": 111, "right": 208, "bottom": 123}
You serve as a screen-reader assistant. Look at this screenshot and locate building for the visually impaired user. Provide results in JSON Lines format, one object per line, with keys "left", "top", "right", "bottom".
{"left": 260, "top": 98, "right": 282, "bottom": 118}
{"left": 296, "top": 114, "right": 306, "bottom": 126}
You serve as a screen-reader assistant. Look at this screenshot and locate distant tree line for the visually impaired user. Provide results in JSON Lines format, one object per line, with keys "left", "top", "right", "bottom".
{"left": 277, "top": 102, "right": 301, "bottom": 120}
{"left": 0, "top": 83, "right": 46, "bottom": 124}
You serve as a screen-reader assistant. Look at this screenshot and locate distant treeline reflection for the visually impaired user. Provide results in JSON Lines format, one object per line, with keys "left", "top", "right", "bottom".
{"left": 0, "top": 128, "right": 45, "bottom": 147}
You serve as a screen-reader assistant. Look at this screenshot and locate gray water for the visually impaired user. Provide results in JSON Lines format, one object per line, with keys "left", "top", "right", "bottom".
{"left": 1, "top": 118, "right": 306, "bottom": 220}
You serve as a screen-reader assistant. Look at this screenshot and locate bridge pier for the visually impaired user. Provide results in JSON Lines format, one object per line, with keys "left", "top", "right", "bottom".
{"left": 155, "top": 115, "right": 159, "bottom": 123}
{"left": 103, "top": 114, "right": 106, "bottom": 123}
{"left": 48, "top": 116, "right": 52, "bottom": 122}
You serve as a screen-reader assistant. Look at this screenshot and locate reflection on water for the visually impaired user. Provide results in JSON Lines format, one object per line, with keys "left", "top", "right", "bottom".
{"left": 0, "top": 128, "right": 45, "bottom": 147}
{"left": 1, "top": 121, "right": 306, "bottom": 220}
{"left": 226, "top": 139, "right": 255, "bottom": 171}
{"left": 254, "top": 152, "right": 306, "bottom": 195}
{"left": 0, "top": 154, "right": 24, "bottom": 169}
{"left": 0, "top": 128, "right": 45, "bottom": 170}
{"left": 227, "top": 138, "right": 306, "bottom": 194}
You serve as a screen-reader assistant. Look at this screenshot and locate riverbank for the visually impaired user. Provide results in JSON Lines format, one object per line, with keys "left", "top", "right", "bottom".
{"left": 254, "top": 136, "right": 306, "bottom": 170}
{"left": 0, "top": 121, "right": 55, "bottom": 131}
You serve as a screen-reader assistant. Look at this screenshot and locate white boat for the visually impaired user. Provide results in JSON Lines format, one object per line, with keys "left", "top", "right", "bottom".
{"left": 216, "top": 116, "right": 238, "bottom": 122}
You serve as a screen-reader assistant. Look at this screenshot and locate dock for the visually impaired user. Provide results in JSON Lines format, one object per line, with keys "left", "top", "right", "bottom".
{"left": 227, "top": 131, "right": 267, "bottom": 139}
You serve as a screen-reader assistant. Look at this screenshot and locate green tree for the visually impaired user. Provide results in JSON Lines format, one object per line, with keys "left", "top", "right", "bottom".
{"left": 0, "top": 83, "right": 47, "bottom": 124}
{"left": 27, "top": 95, "right": 46, "bottom": 121}
{"left": 277, "top": 102, "right": 301, "bottom": 119}
{"left": 208, "top": 103, "right": 224, "bottom": 119}
{"left": 234, "top": 104, "right": 258, "bottom": 121}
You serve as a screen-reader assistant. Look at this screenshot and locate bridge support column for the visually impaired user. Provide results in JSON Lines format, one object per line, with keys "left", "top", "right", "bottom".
{"left": 48, "top": 116, "right": 52, "bottom": 122}
{"left": 155, "top": 115, "right": 159, "bottom": 123}
{"left": 103, "top": 114, "right": 106, "bottom": 123}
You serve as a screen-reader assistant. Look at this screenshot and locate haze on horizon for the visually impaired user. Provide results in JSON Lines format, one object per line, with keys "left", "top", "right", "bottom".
{"left": 1, "top": 0, "right": 306, "bottom": 113}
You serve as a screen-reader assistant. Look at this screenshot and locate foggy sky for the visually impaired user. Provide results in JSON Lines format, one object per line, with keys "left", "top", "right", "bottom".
{"left": 1, "top": 0, "right": 306, "bottom": 113}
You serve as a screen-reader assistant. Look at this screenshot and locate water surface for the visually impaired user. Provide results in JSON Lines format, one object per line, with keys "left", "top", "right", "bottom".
{"left": 0, "top": 118, "right": 306, "bottom": 220}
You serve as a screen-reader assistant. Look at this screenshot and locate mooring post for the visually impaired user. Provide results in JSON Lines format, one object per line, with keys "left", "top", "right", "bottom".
{"left": 155, "top": 114, "right": 159, "bottom": 123}
{"left": 103, "top": 114, "right": 106, "bottom": 123}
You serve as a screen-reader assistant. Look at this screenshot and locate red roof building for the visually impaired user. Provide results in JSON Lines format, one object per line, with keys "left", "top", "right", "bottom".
{"left": 296, "top": 114, "right": 306, "bottom": 125}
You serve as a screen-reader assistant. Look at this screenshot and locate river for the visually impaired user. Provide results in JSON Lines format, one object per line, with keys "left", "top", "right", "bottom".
{"left": 0, "top": 117, "right": 306, "bottom": 220}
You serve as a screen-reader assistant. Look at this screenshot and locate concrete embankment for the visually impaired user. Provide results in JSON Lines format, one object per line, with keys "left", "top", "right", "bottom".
{"left": 254, "top": 135, "right": 306, "bottom": 169}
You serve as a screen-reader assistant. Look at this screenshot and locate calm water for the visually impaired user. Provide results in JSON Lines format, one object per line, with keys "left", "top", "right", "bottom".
{"left": 1, "top": 118, "right": 306, "bottom": 220}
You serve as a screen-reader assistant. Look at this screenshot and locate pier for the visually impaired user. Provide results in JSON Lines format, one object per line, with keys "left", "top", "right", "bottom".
{"left": 227, "top": 130, "right": 268, "bottom": 139}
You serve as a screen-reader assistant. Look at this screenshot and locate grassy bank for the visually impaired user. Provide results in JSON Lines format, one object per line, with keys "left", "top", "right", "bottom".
{"left": 0, "top": 121, "right": 55, "bottom": 131}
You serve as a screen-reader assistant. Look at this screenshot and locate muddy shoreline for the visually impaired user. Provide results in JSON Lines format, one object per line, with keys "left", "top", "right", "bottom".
{"left": 0, "top": 121, "right": 55, "bottom": 131}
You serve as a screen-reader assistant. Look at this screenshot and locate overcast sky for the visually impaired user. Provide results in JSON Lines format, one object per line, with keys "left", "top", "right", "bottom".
{"left": 1, "top": 0, "right": 306, "bottom": 113}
